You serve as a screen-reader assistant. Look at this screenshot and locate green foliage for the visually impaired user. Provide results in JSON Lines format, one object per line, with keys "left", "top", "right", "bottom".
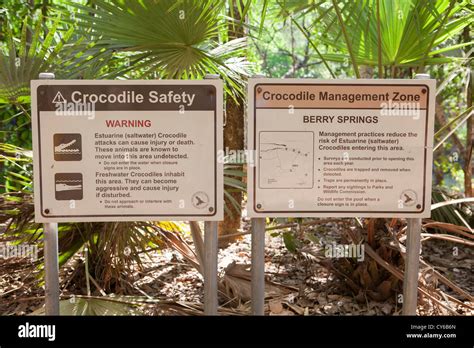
{"left": 431, "top": 188, "right": 473, "bottom": 228}
{"left": 0, "top": 2, "right": 250, "bottom": 294}
{"left": 223, "top": 162, "right": 246, "bottom": 217}
{"left": 0, "top": 143, "right": 172, "bottom": 292}
{"left": 0, "top": 11, "right": 114, "bottom": 158}
{"left": 282, "top": 231, "right": 299, "bottom": 253}
{"left": 58, "top": 297, "right": 141, "bottom": 315}
{"left": 0, "top": 143, "right": 32, "bottom": 192}
{"left": 0, "top": 14, "right": 96, "bottom": 103}
{"left": 285, "top": 0, "right": 473, "bottom": 76}
{"left": 430, "top": 53, "right": 472, "bottom": 189}
{"left": 248, "top": 2, "right": 337, "bottom": 78}
{"left": 70, "top": 0, "right": 251, "bottom": 98}
{"left": 30, "top": 296, "right": 142, "bottom": 315}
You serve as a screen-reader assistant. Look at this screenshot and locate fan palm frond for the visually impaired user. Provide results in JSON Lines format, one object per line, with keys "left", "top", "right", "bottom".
{"left": 0, "top": 15, "right": 107, "bottom": 104}
{"left": 71, "top": 0, "right": 251, "bottom": 97}
{"left": 283, "top": 0, "right": 473, "bottom": 76}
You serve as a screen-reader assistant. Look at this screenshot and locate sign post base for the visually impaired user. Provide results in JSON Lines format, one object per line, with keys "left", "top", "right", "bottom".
{"left": 43, "top": 222, "right": 60, "bottom": 315}
{"left": 251, "top": 218, "right": 266, "bottom": 315}
{"left": 204, "top": 221, "right": 218, "bottom": 315}
{"left": 402, "top": 218, "right": 422, "bottom": 315}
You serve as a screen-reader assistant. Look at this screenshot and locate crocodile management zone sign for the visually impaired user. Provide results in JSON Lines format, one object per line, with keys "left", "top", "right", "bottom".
{"left": 247, "top": 79, "right": 435, "bottom": 218}
{"left": 32, "top": 80, "right": 223, "bottom": 222}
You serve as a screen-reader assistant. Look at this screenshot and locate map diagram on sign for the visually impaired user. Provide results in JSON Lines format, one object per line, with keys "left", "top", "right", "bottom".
{"left": 258, "top": 131, "right": 314, "bottom": 189}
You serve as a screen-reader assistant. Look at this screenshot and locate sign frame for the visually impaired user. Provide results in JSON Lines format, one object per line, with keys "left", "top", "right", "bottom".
{"left": 247, "top": 78, "right": 436, "bottom": 218}
{"left": 32, "top": 79, "right": 223, "bottom": 222}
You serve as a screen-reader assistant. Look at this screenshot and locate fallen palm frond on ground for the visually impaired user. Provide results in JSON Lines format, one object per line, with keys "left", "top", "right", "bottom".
{"left": 155, "top": 214, "right": 473, "bottom": 315}
{"left": 316, "top": 218, "right": 473, "bottom": 315}
{"left": 218, "top": 262, "right": 296, "bottom": 306}
{"left": 160, "top": 222, "right": 298, "bottom": 307}
{"left": 30, "top": 295, "right": 251, "bottom": 316}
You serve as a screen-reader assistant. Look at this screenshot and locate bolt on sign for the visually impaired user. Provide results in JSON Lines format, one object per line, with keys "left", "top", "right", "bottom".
{"left": 247, "top": 79, "right": 435, "bottom": 218}
{"left": 32, "top": 80, "right": 223, "bottom": 222}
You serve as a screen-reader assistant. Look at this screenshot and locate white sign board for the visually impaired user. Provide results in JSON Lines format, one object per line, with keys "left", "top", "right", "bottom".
{"left": 32, "top": 80, "right": 223, "bottom": 222}
{"left": 248, "top": 79, "right": 435, "bottom": 218}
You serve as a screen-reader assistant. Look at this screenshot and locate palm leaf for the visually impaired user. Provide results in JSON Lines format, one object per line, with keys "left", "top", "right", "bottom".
{"left": 285, "top": 0, "right": 473, "bottom": 75}
{"left": 70, "top": 0, "right": 251, "bottom": 98}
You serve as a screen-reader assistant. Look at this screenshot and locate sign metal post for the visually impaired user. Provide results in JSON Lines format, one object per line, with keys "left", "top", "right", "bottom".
{"left": 204, "top": 221, "right": 218, "bottom": 315}
{"left": 402, "top": 217, "right": 422, "bottom": 315}
{"left": 39, "top": 72, "right": 61, "bottom": 316}
{"left": 251, "top": 217, "right": 266, "bottom": 315}
{"left": 402, "top": 73, "right": 430, "bottom": 315}
{"left": 250, "top": 74, "right": 266, "bottom": 316}
{"left": 203, "top": 74, "right": 220, "bottom": 315}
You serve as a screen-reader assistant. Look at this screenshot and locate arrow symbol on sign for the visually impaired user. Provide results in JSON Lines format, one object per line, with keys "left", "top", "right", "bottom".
{"left": 403, "top": 193, "right": 413, "bottom": 204}
{"left": 195, "top": 195, "right": 205, "bottom": 206}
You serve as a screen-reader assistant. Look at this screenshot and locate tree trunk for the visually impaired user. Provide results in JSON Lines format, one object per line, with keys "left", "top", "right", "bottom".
{"left": 218, "top": 98, "right": 245, "bottom": 247}
{"left": 218, "top": 1, "right": 246, "bottom": 247}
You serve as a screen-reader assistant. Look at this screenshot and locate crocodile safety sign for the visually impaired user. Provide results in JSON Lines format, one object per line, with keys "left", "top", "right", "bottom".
{"left": 247, "top": 79, "right": 435, "bottom": 218}
{"left": 32, "top": 80, "right": 223, "bottom": 222}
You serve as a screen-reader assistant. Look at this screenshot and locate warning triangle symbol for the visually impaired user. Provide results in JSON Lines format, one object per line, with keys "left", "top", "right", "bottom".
{"left": 52, "top": 91, "right": 66, "bottom": 103}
